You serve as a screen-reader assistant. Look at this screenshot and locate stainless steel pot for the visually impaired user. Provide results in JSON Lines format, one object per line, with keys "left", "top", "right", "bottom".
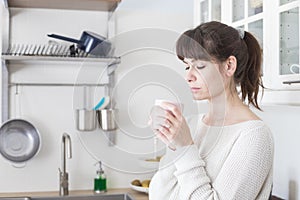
{"left": 97, "top": 109, "right": 117, "bottom": 131}
{"left": 75, "top": 109, "right": 97, "bottom": 131}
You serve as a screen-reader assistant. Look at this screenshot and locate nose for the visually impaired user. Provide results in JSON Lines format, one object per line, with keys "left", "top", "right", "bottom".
{"left": 185, "top": 66, "right": 197, "bottom": 83}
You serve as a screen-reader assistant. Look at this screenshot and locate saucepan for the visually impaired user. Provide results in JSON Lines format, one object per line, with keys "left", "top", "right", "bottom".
{"left": 47, "top": 31, "right": 112, "bottom": 56}
{"left": 0, "top": 90, "right": 41, "bottom": 168}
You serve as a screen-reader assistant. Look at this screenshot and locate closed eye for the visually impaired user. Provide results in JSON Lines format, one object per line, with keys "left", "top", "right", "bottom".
{"left": 197, "top": 65, "right": 205, "bottom": 70}
{"left": 185, "top": 65, "right": 205, "bottom": 71}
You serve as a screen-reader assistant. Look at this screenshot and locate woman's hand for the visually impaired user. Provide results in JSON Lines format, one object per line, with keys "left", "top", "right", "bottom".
{"left": 149, "top": 102, "right": 193, "bottom": 150}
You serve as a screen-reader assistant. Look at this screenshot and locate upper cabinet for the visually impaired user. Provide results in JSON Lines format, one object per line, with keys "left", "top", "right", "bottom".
{"left": 265, "top": 0, "right": 300, "bottom": 89}
{"left": 194, "top": 0, "right": 300, "bottom": 91}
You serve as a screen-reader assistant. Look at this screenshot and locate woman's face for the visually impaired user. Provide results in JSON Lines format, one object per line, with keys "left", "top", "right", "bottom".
{"left": 184, "top": 58, "right": 226, "bottom": 101}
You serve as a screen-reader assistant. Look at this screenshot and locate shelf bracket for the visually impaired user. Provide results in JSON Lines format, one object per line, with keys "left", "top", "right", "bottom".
{"left": 1, "top": 0, "right": 10, "bottom": 54}
{"left": 1, "top": 60, "right": 8, "bottom": 123}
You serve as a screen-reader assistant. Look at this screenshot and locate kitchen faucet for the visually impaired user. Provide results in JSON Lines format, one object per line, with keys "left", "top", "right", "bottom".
{"left": 59, "top": 133, "right": 72, "bottom": 196}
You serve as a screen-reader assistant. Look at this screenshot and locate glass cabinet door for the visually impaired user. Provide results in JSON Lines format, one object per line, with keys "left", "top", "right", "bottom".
{"left": 232, "top": 0, "right": 245, "bottom": 22}
{"left": 231, "top": 0, "right": 264, "bottom": 72}
{"left": 211, "top": 0, "right": 221, "bottom": 21}
{"left": 231, "top": 0, "right": 263, "bottom": 42}
{"left": 280, "top": 0, "right": 298, "bottom": 6}
{"left": 248, "top": 19, "right": 263, "bottom": 47}
{"left": 248, "top": 0, "right": 263, "bottom": 17}
{"left": 232, "top": 0, "right": 263, "bottom": 22}
{"left": 200, "top": 0, "right": 209, "bottom": 23}
{"left": 195, "top": 0, "right": 221, "bottom": 24}
{"left": 279, "top": 6, "right": 299, "bottom": 75}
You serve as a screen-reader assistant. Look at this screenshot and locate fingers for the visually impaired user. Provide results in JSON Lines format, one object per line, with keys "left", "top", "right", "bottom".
{"left": 154, "top": 128, "right": 176, "bottom": 151}
{"left": 151, "top": 117, "right": 173, "bottom": 130}
{"left": 149, "top": 103, "right": 184, "bottom": 149}
{"left": 160, "top": 102, "right": 183, "bottom": 120}
{"left": 154, "top": 129, "right": 170, "bottom": 145}
{"left": 158, "top": 125, "right": 177, "bottom": 142}
{"left": 149, "top": 105, "right": 174, "bottom": 129}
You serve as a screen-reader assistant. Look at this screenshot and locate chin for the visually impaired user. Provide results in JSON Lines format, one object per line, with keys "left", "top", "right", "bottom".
{"left": 192, "top": 94, "right": 206, "bottom": 101}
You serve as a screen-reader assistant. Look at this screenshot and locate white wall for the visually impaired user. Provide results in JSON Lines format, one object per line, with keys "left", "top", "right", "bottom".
{"left": 254, "top": 104, "right": 300, "bottom": 200}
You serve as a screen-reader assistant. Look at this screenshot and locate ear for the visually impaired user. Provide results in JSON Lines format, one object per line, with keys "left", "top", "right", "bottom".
{"left": 224, "top": 56, "right": 237, "bottom": 77}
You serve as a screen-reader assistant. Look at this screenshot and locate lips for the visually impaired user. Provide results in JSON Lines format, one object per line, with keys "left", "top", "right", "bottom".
{"left": 190, "top": 87, "right": 201, "bottom": 92}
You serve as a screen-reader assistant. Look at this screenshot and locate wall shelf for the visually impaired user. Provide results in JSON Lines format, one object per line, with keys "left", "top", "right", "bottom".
{"left": 1, "top": 55, "right": 121, "bottom": 64}
{"left": 4, "top": 0, "right": 121, "bottom": 12}
{"left": 1, "top": 0, "right": 121, "bottom": 132}
{"left": 9, "top": 82, "right": 108, "bottom": 87}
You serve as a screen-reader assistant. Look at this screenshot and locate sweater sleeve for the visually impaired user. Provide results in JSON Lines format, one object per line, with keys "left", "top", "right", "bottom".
{"left": 172, "top": 125, "right": 273, "bottom": 200}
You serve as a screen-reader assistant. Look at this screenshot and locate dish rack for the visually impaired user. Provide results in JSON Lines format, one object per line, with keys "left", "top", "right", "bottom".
{"left": 3, "top": 42, "right": 89, "bottom": 58}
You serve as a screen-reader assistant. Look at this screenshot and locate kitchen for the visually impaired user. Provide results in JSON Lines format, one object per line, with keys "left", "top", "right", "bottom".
{"left": 0, "top": 0, "right": 300, "bottom": 200}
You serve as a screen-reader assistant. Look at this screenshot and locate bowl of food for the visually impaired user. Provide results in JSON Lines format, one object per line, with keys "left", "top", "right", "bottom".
{"left": 130, "top": 179, "right": 151, "bottom": 194}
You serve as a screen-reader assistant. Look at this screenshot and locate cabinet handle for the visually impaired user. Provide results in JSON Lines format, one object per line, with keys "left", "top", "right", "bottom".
{"left": 282, "top": 80, "right": 300, "bottom": 85}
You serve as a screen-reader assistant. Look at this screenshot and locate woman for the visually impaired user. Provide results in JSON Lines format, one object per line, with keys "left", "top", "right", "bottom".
{"left": 149, "top": 21, "right": 274, "bottom": 199}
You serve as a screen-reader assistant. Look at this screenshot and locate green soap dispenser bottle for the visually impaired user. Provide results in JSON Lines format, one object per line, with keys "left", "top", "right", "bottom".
{"left": 94, "top": 161, "right": 107, "bottom": 193}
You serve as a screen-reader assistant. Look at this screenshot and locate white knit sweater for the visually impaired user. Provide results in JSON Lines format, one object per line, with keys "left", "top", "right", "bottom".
{"left": 149, "top": 114, "right": 274, "bottom": 200}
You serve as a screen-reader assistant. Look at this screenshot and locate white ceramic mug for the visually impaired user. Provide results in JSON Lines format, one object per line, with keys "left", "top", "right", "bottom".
{"left": 154, "top": 99, "right": 184, "bottom": 151}
{"left": 290, "top": 64, "right": 300, "bottom": 74}
{"left": 154, "top": 99, "right": 184, "bottom": 112}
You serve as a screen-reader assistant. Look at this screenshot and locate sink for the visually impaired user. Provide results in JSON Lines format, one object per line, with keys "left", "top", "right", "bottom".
{"left": 0, "top": 194, "right": 134, "bottom": 200}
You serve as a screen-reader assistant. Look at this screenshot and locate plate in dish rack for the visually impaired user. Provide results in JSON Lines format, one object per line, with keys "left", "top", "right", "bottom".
{"left": 130, "top": 183, "right": 149, "bottom": 194}
{"left": 138, "top": 158, "right": 160, "bottom": 169}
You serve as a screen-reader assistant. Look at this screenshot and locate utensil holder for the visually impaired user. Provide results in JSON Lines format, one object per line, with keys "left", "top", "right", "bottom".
{"left": 75, "top": 109, "right": 97, "bottom": 131}
{"left": 97, "top": 109, "right": 117, "bottom": 131}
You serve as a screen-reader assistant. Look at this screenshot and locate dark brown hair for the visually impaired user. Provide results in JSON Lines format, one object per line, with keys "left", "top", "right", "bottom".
{"left": 176, "top": 21, "right": 263, "bottom": 110}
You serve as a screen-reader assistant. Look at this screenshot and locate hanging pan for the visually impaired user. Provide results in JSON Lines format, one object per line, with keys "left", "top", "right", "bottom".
{"left": 0, "top": 87, "right": 41, "bottom": 168}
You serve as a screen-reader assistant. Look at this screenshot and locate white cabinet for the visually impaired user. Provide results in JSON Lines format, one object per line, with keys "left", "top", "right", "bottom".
{"left": 264, "top": 0, "right": 300, "bottom": 90}
{"left": 227, "top": 0, "right": 300, "bottom": 91}
{"left": 194, "top": 0, "right": 300, "bottom": 104}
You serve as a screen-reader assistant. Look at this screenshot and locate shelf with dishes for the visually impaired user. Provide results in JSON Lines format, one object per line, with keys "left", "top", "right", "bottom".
{"left": 1, "top": 43, "right": 120, "bottom": 64}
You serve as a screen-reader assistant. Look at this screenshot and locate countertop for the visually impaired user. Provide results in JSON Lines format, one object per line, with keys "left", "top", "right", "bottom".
{"left": 0, "top": 188, "right": 149, "bottom": 200}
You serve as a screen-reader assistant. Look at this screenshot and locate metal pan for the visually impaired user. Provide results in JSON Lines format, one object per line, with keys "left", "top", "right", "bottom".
{"left": 0, "top": 89, "right": 41, "bottom": 168}
{"left": 47, "top": 31, "right": 112, "bottom": 56}
{"left": 0, "top": 119, "right": 41, "bottom": 167}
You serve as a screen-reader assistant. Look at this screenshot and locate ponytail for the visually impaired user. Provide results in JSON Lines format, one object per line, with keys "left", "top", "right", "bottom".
{"left": 238, "top": 31, "right": 263, "bottom": 110}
